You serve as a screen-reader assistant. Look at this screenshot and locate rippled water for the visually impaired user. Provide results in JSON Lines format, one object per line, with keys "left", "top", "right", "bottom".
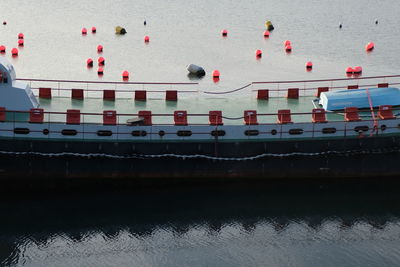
{"left": 1, "top": 184, "right": 400, "bottom": 266}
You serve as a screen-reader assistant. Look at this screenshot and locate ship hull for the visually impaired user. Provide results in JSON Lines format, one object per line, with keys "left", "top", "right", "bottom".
{"left": 0, "top": 136, "right": 399, "bottom": 180}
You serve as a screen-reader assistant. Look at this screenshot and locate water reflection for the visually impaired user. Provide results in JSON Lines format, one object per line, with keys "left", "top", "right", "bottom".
{"left": 1, "top": 182, "right": 400, "bottom": 266}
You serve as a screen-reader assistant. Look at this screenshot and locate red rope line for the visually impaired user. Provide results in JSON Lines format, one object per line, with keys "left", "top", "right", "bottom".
{"left": 365, "top": 88, "right": 378, "bottom": 136}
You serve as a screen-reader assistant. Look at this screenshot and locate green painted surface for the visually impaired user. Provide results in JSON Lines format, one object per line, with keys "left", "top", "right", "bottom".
{"left": 12, "top": 95, "right": 350, "bottom": 125}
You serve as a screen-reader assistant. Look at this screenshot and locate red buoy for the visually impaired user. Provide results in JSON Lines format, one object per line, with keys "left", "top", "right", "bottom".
{"left": 91, "top": 26, "right": 96, "bottom": 33}
{"left": 82, "top": 28, "right": 87, "bottom": 35}
{"left": 365, "top": 42, "right": 375, "bottom": 51}
{"left": 86, "top": 58, "right": 93, "bottom": 67}
{"left": 285, "top": 45, "right": 292, "bottom": 52}
{"left": 212, "top": 70, "right": 220, "bottom": 78}
{"left": 221, "top": 29, "right": 228, "bottom": 37}
{"left": 11, "top": 48, "right": 18, "bottom": 56}
{"left": 0, "top": 45, "right": 5, "bottom": 53}
{"left": 346, "top": 67, "right": 354, "bottom": 73}
{"left": 122, "top": 70, "right": 129, "bottom": 80}
{"left": 97, "top": 45, "right": 103, "bottom": 53}
{"left": 284, "top": 40, "right": 291, "bottom": 46}
{"left": 98, "top": 57, "right": 105, "bottom": 65}
{"left": 18, "top": 33, "right": 24, "bottom": 39}
{"left": 144, "top": 35, "right": 150, "bottom": 42}
{"left": 97, "top": 67, "right": 104, "bottom": 75}
{"left": 263, "top": 30, "right": 270, "bottom": 38}
{"left": 353, "top": 66, "right": 362, "bottom": 73}
{"left": 18, "top": 39, "right": 24, "bottom": 46}
{"left": 306, "top": 61, "right": 313, "bottom": 69}
{"left": 255, "top": 49, "right": 262, "bottom": 57}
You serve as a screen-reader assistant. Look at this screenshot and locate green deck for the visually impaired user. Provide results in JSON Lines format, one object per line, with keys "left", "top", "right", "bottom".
{"left": 11, "top": 95, "right": 349, "bottom": 124}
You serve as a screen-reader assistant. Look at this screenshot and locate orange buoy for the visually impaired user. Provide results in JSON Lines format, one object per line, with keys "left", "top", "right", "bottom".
{"left": 0, "top": 45, "right": 5, "bottom": 53}
{"left": 255, "top": 49, "right": 262, "bottom": 57}
{"left": 306, "top": 61, "right": 313, "bottom": 69}
{"left": 346, "top": 67, "right": 354, "bottom": 73}
{"left": 285, "top": 45, "right": 292, "bottom": 52}
{"left": 86, "top": 58, "right": 93, "bottom": 67}
{"left": 353, "top": 66, "right": 362, "bottom": 73}
{"left": 284, "top": 40, "right": 291, "bottom": 46}
{"left": 97, "top": 45, "right": 103, "bottom": 53}
{"left": 122, "top": 70, "right": 129, "bottom": 80}
{"left": 98, "top": 57, "right": 105, "bottom": 65}
{"left": 212, "top": 70, "right": 220, "bottom": 78}
{"left": 144, "top": 35, "right": 150, "bottom": 42}
{"left": 18, "top": 33, "right": 24, "bottom": 39}
{"left": 11, "top": 48, "right": 18, "bottom": 56}
{"left": 97, "top": 67, "right": 104, "bottom": 75}
{"left": 365, "top": 42, "right": 374, "bottom": 51}
{"left": 221, "top": 29, "right": 228, "bottom": 37}
{"left": 18, "top": 39, "right": 24, "bottom": 46}
{"left": 91, "top": 26, "right": 96, "bottom": 33}
{"left": 263, "top": 30, "right": 270, "bottom": 38}
{"left": 82, "top": 27, "right": 87, "bottom": 35}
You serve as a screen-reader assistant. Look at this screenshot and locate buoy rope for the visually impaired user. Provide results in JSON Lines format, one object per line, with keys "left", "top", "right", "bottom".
{"left": 202, "top": 83, "right": 252, "bottom": 94}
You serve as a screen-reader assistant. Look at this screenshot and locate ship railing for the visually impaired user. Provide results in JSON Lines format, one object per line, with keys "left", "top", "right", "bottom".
{"left": 17, "top": 74, "right": 400, "bottom": 99}
{"left": 251, "top": 74, "right": 400, "bottom": 98}
{"left": 2, "top": 108, "right": 398, "bottom": 139}
{"left": 2, "top": 107, "right": 398, "bottom": 126}
{"left": 16, "top": 78, "right": 199, "bottom": 99}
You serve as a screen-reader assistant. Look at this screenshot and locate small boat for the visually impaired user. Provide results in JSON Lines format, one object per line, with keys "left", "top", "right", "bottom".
{"left": 1, "top": 57, "right": 400, "bottom": 180}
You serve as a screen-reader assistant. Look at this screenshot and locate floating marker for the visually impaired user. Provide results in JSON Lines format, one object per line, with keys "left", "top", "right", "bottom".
{"left": 263, "top": 30, "right": 270, "bottom": 37}
{"left": 97, "top": 45, "right": 103, "bottom": 53}
{"left": 82, "top": 27, "right": 87, "bottom": 35}
{"left": 0, "top": 45, "right": 5, "bottom": 53}
{"left": 2, "top": 21, "right": 6, "bottom": 25}
{"left": 255, "top": 49, "right": 262, "bottom": 57}
{"left": 97, "top": 67, "right": 104, "bottom": 75}
{"left": 306, "top": 61, "right": 313, "bottom": 69}
{"left": 11, "top": 48, "right": 18, "bottom": 56}
{"left": 353, "top": 66, "right": 362, "bottom": 73}
{"left": 285, "top": 45, "right": 292, "bottom": 52}
{"left": 365, "top": 42, "right": 374, "bottom": 51}
{"left": 98, "top": 57, "right": 105, "bottom": 65}
{"left": 122, "top": 70, "right": 129, "bottom": 80}
{"left": 91, "top": 26, "right": 96, "bottom": 33}
{"left": 144, "top": 35, "right": 150, "bottom": 42}
{"left": 339, "top": 23, "right": 342, "bottom": 29}
{"left": 86, "top": 58, "right": 93, "bottom": 67}
{"left": 18, "top": 33, "right": 24, "bottom": 39}
{"left": 17, "top": 39, "right": 24, "bottom": 46}
{"left": 221, "top": 29, "right": 228, "bottom": 37}
{"left": 212, "top": 70, "right": 220, "bottom": 78}
{"left": 144, "top": 20, "right": 147, "bottom": 26}
{"left": 346, "top": 67, "right": 354, "bottom": 73}
{"left": 284, "top": 40, "right": 291, "bottom": 46}
{"left": 375, "top": 19, "right": 378, "bottom": 25}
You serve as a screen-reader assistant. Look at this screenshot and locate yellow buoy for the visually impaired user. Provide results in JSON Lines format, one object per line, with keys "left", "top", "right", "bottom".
{"left": 265, "top": 20, "right": 274, "bottom": 31}
{"left": 115, "top": 26, "right": 127, "bottom": 34}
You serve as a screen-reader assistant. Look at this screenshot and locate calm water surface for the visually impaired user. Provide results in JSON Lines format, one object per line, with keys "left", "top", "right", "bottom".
{"left": 1, "top": 184, "right": 400, "bottom": 266}
{"left": 1, "top": 0, "right": 400, "bottom": 91}
{"left": 1, "top": 0, "right": 400, "bottom": 266}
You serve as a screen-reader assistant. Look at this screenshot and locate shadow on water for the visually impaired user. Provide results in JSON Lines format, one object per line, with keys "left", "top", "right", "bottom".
{"left": 1, "top": 178, "right": 400, "bottom": 265}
